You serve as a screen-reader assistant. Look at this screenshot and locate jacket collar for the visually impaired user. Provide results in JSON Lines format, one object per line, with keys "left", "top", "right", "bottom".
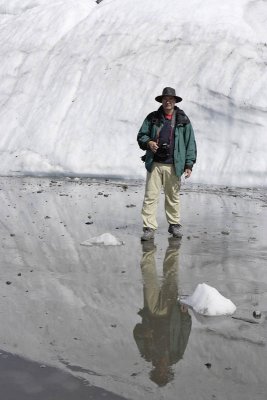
{"left": 156, "top": 106, "right": 190, "bottom": 125}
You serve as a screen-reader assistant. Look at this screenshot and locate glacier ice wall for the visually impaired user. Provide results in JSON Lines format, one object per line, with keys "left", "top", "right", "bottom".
{"left": 0, "top": 0, "right": 266, "bottom": 186}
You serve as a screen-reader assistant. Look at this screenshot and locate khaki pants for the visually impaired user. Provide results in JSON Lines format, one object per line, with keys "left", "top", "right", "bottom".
{"left": 142, "top": 163, "right": 181, "bottom": 230}
{"left": 140, "top": 245, "right": 179, "bottom": 316}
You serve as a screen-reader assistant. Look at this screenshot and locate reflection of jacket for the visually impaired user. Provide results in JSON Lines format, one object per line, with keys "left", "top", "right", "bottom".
{"left": 137, "top": 105, "right": 197, "bottom": 177}
{"left": 133, "top": 303, "right": 192, "bottom": 365}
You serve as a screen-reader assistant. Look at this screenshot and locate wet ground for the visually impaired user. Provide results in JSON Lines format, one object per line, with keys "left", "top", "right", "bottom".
{"left": 0, "top": 176, "right": 267, "bottom": 399}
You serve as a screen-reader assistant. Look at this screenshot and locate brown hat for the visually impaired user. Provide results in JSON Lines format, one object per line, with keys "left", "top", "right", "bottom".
{"left": 155, "top": 87, "right": 182, "bottom": 103}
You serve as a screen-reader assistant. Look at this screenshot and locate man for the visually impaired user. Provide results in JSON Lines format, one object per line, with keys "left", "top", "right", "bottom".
{"left": 133, "top": 238, "right": 192, "bottom": 386}
{"left": 137, "top": 87, "right": 197, "bottom": 241}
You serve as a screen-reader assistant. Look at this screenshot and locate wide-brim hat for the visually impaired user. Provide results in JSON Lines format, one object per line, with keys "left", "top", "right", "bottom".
{"left": 155, "top": 87, "right": 182, "bottom": 103}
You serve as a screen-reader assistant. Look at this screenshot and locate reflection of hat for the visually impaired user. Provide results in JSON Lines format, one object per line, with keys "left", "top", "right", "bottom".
{"left": 155, "top": 87, "right": 182, "bottom": 103}
{"left": 150, "top": 364, "right": 174, "bottom": 387}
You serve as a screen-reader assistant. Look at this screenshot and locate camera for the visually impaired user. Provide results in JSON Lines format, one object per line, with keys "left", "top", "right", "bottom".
{"left": 156, "top": 143, "right": 170, "bottom": 159}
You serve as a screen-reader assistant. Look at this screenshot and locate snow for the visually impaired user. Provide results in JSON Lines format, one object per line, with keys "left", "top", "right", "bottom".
{"left": 81, "top": 232, "right": 123, "bottom": 246}
{"left": 182, "top": 283, "right": 237, "bottom": 316}
{"left": 0, "top": 0, "right": 266, "bottom": 186}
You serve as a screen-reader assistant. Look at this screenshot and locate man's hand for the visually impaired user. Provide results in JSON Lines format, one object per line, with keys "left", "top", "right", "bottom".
{"left": 148, "top": 141, "right": 158, "bottom": 153}
{"left": 184, "top": 169, "right": 192, "bottom": 179}
{"left": 181, "top": 304, "right": 189, "bottom": 313}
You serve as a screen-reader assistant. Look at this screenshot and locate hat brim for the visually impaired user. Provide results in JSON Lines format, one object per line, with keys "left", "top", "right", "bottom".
{"left": 155, "top": 95, "right": 182, "bottom": 103}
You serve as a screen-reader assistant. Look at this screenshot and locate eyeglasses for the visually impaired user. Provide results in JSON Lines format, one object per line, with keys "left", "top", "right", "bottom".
{"left": 162, "top": 97, "right": 175, "bottom": 103}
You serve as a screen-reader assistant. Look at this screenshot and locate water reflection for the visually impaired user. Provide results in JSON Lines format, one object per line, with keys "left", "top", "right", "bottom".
{"left": 134, "top": 238, "right": 192, "bottom": 386}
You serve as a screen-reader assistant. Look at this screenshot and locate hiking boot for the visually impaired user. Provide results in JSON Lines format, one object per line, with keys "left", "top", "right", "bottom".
{"left": 168, "top": 236, "right": 182, "bottom": 249}
{"left": 168, "top": 224, "right": 183, "bottom": 238}
{"left": 141, "top": 227, "right": 155, "bottom": 241}
{"left": 142, "top": 240, "right": 156, "bottom": 252}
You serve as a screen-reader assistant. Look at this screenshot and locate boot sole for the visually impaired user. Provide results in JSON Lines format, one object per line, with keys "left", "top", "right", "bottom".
{"left": 141, "top": 235, "right": 154, "bottom": 241}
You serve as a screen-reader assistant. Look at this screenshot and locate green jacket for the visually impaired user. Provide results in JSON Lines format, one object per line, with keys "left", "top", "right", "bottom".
{"left": 137, "top": 106, "right": 197, "bottom": 177}
{"left": 133, "top": 303, "right": 192, "bottom": 365}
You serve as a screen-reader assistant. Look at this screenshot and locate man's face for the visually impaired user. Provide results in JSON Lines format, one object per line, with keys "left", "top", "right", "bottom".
{"left": 162, "top": 96, "right": 175, "bottom": 114}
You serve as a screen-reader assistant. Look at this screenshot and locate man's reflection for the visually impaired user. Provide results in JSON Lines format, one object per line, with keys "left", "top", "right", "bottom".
{"left": 133, "top": 238, "right": 191, "bottom": 386}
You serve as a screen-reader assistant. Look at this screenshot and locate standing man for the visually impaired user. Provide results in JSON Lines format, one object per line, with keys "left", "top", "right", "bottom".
{"left": 133, "top": 238, "right": 192, "bottom": 386}
{"left": 137, "top": 87, "right": 197, "bottom": 241}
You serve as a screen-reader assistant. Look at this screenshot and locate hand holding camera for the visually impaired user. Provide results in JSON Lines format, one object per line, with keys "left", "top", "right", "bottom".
{"left": 148, "top": 141, "right": 158, "bottom": 153}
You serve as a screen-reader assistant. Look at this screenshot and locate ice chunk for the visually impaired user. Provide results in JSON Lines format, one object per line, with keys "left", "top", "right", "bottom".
{"left": 81, "top": 233, "right": 123, "bottom": 246}
{"left": 182, "top": 283, "right": 236, "bottom": 316}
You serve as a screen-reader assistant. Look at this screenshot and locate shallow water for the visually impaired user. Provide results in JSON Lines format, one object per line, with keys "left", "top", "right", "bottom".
{"left": 0, "top": 177, "right": 266, "bottom": 399}
{"left": 0, "top": 350, "right": 127, "bottom": 400}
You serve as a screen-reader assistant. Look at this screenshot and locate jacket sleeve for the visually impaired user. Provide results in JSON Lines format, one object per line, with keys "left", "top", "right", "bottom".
{"left": 184, "top": 123, "right": 197, "bottom": 170}
{"left": 137, "top": 116, "right": 153, "bottom": 151}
